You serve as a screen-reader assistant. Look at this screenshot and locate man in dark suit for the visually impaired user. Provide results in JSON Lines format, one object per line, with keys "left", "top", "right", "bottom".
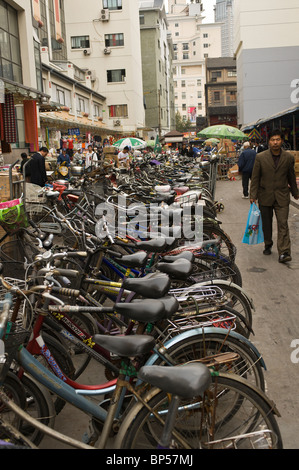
{"left": 238, "top": 142, "right": 256, "bottom": 198}
{"left": 30, "top": 147, "right": 48, "bottom": 187}
{"left": 250, "top": 129, "right": 299, "bottom": 263}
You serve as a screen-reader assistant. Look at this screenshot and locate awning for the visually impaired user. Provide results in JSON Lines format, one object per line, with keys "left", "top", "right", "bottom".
{"left": 39, "top": 110, "right": 119, "bottom": 134}
{"left": 241, "top": 105, "right": 299, "bottom": 131}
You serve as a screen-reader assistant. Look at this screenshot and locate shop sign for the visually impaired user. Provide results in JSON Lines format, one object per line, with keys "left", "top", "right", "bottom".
{"left": 68, "top": 128, "right": 80, "bottom": 136}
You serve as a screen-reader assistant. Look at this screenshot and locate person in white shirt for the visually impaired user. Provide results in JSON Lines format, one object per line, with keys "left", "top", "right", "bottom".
{"left": 117, "top": 146, "right": 130, "bottom": 170}
{"left": 85, "top": 144, "right": 98, "bottom": 170}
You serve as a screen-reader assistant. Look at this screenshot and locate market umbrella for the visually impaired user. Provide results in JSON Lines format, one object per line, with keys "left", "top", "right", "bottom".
{"left": 113, "top": 137, "right": 146, "bottom": 150}
{"left": 146, "top": 140, "right": 155, "bottom": 147}
{"left": 204, "top": 138, "right": 220, "bottom": 145}
{"left": 198, "top": 125, "right": 248, "bottom": 141}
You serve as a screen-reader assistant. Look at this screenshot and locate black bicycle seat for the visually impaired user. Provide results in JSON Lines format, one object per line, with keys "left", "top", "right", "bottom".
{"left": 114, "top": 298, "right": 165, "bottom": 323}
{"left": 138, "top": 363, "right": 212, "bottom": 399}
{"left": 135, "top": 238, "right": 167, "bottom": 253}
{"left": 161, "top": 251, "right": 195, "bottom": 263}
{"left": 117, "top": 251, "right": 148, "bottom": 268}
{"left": 156, "top": 258, "right": 193, "bottom": 280}
{"left": 123, "top": 272, "right": 171, "bottom": 298}
{"left": 93, "top": 334, "right": 156, "bottom": 358}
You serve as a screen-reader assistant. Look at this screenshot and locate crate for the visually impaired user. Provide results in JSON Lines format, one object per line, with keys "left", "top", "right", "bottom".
{"left": 0, "top": 170, "right": 22, "bottom": 201}
{"left": 24, "top": 183, "right": 48, "bottom": 217}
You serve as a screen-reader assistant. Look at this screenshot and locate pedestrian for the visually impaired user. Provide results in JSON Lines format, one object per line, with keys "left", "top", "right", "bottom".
{"left": 85, "top": 144, "right": 98, "bottom": 171}
{"left": 117, "top": 146, "right": 130, "bottom": 171}
{"left": 30, "top": 147, "right": 48, "bottom": 187}
{"left": 19, "top": 152, "right": 31, "bottom": 181}
{"left": 250, "top": 129, "right": 299, "bottom": 263}
{"left": 238, "top": 142, "right": 256, "bottom": 199}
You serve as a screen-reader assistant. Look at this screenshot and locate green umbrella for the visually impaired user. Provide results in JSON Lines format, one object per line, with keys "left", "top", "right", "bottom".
{"left": 198, "top": 125, "right": 247, "bottom": 141}
{"left": 113, "top": 137, "right": 146, "bottom": 150}
{"left": 146, "top": 140, "right": 155, "bottom": 147}
{"left": 204, "top": 138, "right": 220, "bottom": 145}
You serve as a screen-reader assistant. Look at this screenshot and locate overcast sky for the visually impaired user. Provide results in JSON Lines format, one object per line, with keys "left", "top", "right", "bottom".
{"left": 202, "top": 0, "right": 216, "bottom": 23}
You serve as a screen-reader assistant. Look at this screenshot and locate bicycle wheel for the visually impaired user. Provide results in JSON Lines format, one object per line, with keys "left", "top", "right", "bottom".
{"left": 19, "top": 375, "right": 55, "bottom": 446}
{"left": 202, "top": 224, "right": 236, "bottom": 262}
{"left": 117, "top": 374, "right": 282, "bottom": 449}
{"left": 150, "top": 330, "right": 265, "bottom": 390}
{"left": 0, "top": 372, "right": 26, "bottom": 441}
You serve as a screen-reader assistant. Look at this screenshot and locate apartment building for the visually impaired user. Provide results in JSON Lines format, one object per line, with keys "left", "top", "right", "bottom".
{"left": 234, "top": 0, "right": 299, "bottom": 127}
{"left": 167, "top": 0, "right": 221, "bottom": 129}
{"left": 205, "top": 57, "right": 237, "bottom": 126}
{"left": 139, "top": 0, "right": 175, "bottom": 137}
{"left": 64, "top": 0, "right": 145, "bottom": 136}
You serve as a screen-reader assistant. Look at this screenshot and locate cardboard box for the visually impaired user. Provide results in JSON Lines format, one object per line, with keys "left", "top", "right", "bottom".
{"left": 0, "top": 171, "right": 22, "bottom": 201}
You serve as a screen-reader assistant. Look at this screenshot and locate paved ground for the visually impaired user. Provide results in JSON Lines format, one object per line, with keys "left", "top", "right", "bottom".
{"left": 40, "top": 177, "right": 299, "bottom": 449}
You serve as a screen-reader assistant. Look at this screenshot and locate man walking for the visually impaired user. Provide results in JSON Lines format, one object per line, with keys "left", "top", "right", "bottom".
{"left": 250, "top": 129, "right": 299, "bottom": 263}
{"left": 30, "top": 147, "right": 48, "bottom": 187}
{"left": 238, "top": 142, "right": 256, "bottom": 198}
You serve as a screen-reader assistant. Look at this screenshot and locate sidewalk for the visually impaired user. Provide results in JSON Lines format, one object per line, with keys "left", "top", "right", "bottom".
{"left": 216, "top": 177, "right": 299, "bottom": 449}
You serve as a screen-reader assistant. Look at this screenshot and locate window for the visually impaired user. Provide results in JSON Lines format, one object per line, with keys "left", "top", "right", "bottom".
{"left": 139, "top": 15, "right": 145, "bottom": 25}
{"left": 107, "top": 69, "right": 126, "bottom": 83}
{"left": 76, "top": 95, "right": 89, "bottom": 113}
{"left": 105, "top": 33, "right": 124, "bottom": 47}
{"left": 71, "top": 36, "right": 90, "bottom": 49}
{"left": 103, "top": 0, "right": 122, "bottom": 10}
{"left": 214, "top": 91, "right": 221, "bottom": 101}
{"left": 182, "top": 43, "right": 189, "bottom": 50}
{"left": 93, "top": 103, "right": 102, "bottom": 117}
{"left": 204, "top": 44, "right": 209, "bottom": 48}
{"left": 203, "top": 33, "right": 208, "bottom": 38}
{"left": 183, "top": 53, "right": 189, "bottom": 60}
{"left": 54, "top": 84, "right": 71, "bottom": 107}
{"left": 181, "top": 80, "right": 186, "bottom": 88}
{"left": 109, "top": 104, "right": 128, "bottom": 118}
{"left": 182, "top": 92, "right": 186, "bottom": 99}
{"left": 182, "top": 104, "right": 186, "bottom": 111}
{"left": 228, "top": 70, "right": 237, "bottom": 77}
{"left": 197, "top": 91, "right": 202, "bottom": 98}
{"left": 175, "top": 32, "right": 179, "bottom": 36}
{"left": 211, "top": 71, "right": 222, "bottom": 82}
{"left": 197, "top": 79, "right": 201, "bottom": 86}
{"left": 181, "top": 68, "right": 185, "bottom": 75}
{"left": 173, "top": 44, "right": 177, "bottom": 51}
{"left": 175, "top": 23, "right": 179, "bottom": 27}
{"left": 0, "top": 2, "right": 22, "bottom": 83}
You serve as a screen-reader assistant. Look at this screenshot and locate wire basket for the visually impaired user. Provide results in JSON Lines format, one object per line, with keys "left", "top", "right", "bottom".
{"left": 24, "top": 183, "right": 48, "bottom": 217}
{"left": 0, "top": 199, "right": 29, "bottom": 234}
{"left": 0, "top": 239, "right": 39, "bottom": 279}
{"left": 3, "top": 321, "right": 29, "bottom": 357}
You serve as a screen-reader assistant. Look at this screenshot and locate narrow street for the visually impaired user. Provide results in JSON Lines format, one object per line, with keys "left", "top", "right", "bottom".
{"left": 40, "top": 177, "right": 299, "bottom": 450}
{"left": 216, "top": 177, "right": 299, "bottom": 449}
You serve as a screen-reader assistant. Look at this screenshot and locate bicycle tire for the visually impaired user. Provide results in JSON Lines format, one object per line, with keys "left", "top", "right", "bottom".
{"left": 116, "top": 374, "right": 282, "bottom": 449}
{"left": 149, "top": 330, "right": 265, "bottom": 390}
{"left": 19, "top": 375, "right": 55, "bottom": 446}
{"left": 0, "top": 372, "right": 27, "bottom": 441}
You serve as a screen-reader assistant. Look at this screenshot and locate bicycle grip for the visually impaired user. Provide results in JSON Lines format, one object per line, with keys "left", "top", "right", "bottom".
{"left": 38, "top": 268, "right": 80, "bottom": 278}
{"left": 51, "top": 286, "right": 80, "bottom": 297}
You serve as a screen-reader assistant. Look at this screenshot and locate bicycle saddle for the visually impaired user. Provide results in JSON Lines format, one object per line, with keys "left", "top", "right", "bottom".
{"left": 123, "top": 272, "right": 171, "bottom": 298}
{"left": 135, "top": 238, "right": 167, "bottom": 253}
{"left": 117, "top": 251, "right": 148, "bottom": 268}
{"left": 93, "top": 334, "right": 156, "bottom": 358}
{"left": 138, "top": 363, "right": 212, "bottom": 399}
{"left": 114, "top": 299, "right": 166, "bottom": 323}
{"left": 156, "top": 258, "right": 193, "bottom": 280}
{"left": 161, "top": 251, "right": 195, "bottom": 263}
{"left": 131, "top": 295, "right": 179, "bottom": 319}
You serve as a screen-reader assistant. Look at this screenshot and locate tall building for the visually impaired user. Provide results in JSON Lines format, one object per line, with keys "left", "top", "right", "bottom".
{"left": 64, "top": 0, "right": 145, "bottom": 136}
{"left": 234, "top": 0, "right": 299, "bottom": 127}
{"left": 167, "top": 0, "right": 222, "bottom": 129}
{"left": 215, "top": 0, "right": 234, "bottom": 57}
{"left": 139, "top": 0, "right": 175, "bottom": 136}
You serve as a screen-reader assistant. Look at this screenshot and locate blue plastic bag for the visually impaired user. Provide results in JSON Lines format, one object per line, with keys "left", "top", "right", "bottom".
{"left": 242, "top": 203, "right": 264, "bottom": 245}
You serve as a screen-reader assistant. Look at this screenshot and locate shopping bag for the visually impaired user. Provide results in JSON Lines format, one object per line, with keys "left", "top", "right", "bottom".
{"left": 242, "top": 203, "right": 264, "bottom": 245}
{"left": 0, "top": 198, "right": 29, "bottom": 234}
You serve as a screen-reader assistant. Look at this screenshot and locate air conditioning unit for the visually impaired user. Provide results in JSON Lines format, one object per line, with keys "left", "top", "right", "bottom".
{"left": 83, "top": 48, "right": 91, "bottom": 55}
{"left": 113, "top": 119, "right": 121, "bottom": 127}
{"left": 86, "top": 70, "right": 96, "bottom": 81}
{"left": 104, "top": 47, "right": 111, "bottom": 55}
{"left": 101, "top": 8, "right": 110, "bottom": 21}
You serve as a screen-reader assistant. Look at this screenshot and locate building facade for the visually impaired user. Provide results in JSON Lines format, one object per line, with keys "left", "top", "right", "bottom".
{"left": 64, "top": 0, "right": 145, "bottom": 137}
{"left": 139, "top": 0, "right": 175, "bottom": 137}
{"left": 167, "top": 0, "right": 222, "bottom": 129}
{"left": 214, "top": 0, "right": 234, "bottom": 58}
{"left": 234, "top": 0, "right": 299, "bottom": 127}
{"left": 205, "top": 57, "right": 237, "bottom": 126}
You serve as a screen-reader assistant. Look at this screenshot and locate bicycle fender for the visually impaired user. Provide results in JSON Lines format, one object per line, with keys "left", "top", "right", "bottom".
{"left": 145, "top": 327, "right": 266, "bottom": 370}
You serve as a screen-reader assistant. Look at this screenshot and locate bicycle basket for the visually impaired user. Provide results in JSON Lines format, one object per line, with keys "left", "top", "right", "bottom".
{"left": 0, "top": 199, "right": 29, "bottom": 234}
{"left": 0, "top": 239, "right": 39, "bottom": 279}
{"left": 3, "top": 321, "right": 29, "bottom": 357}
{"left": 24, "top": 183, "right": 48, "bottom": 216}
